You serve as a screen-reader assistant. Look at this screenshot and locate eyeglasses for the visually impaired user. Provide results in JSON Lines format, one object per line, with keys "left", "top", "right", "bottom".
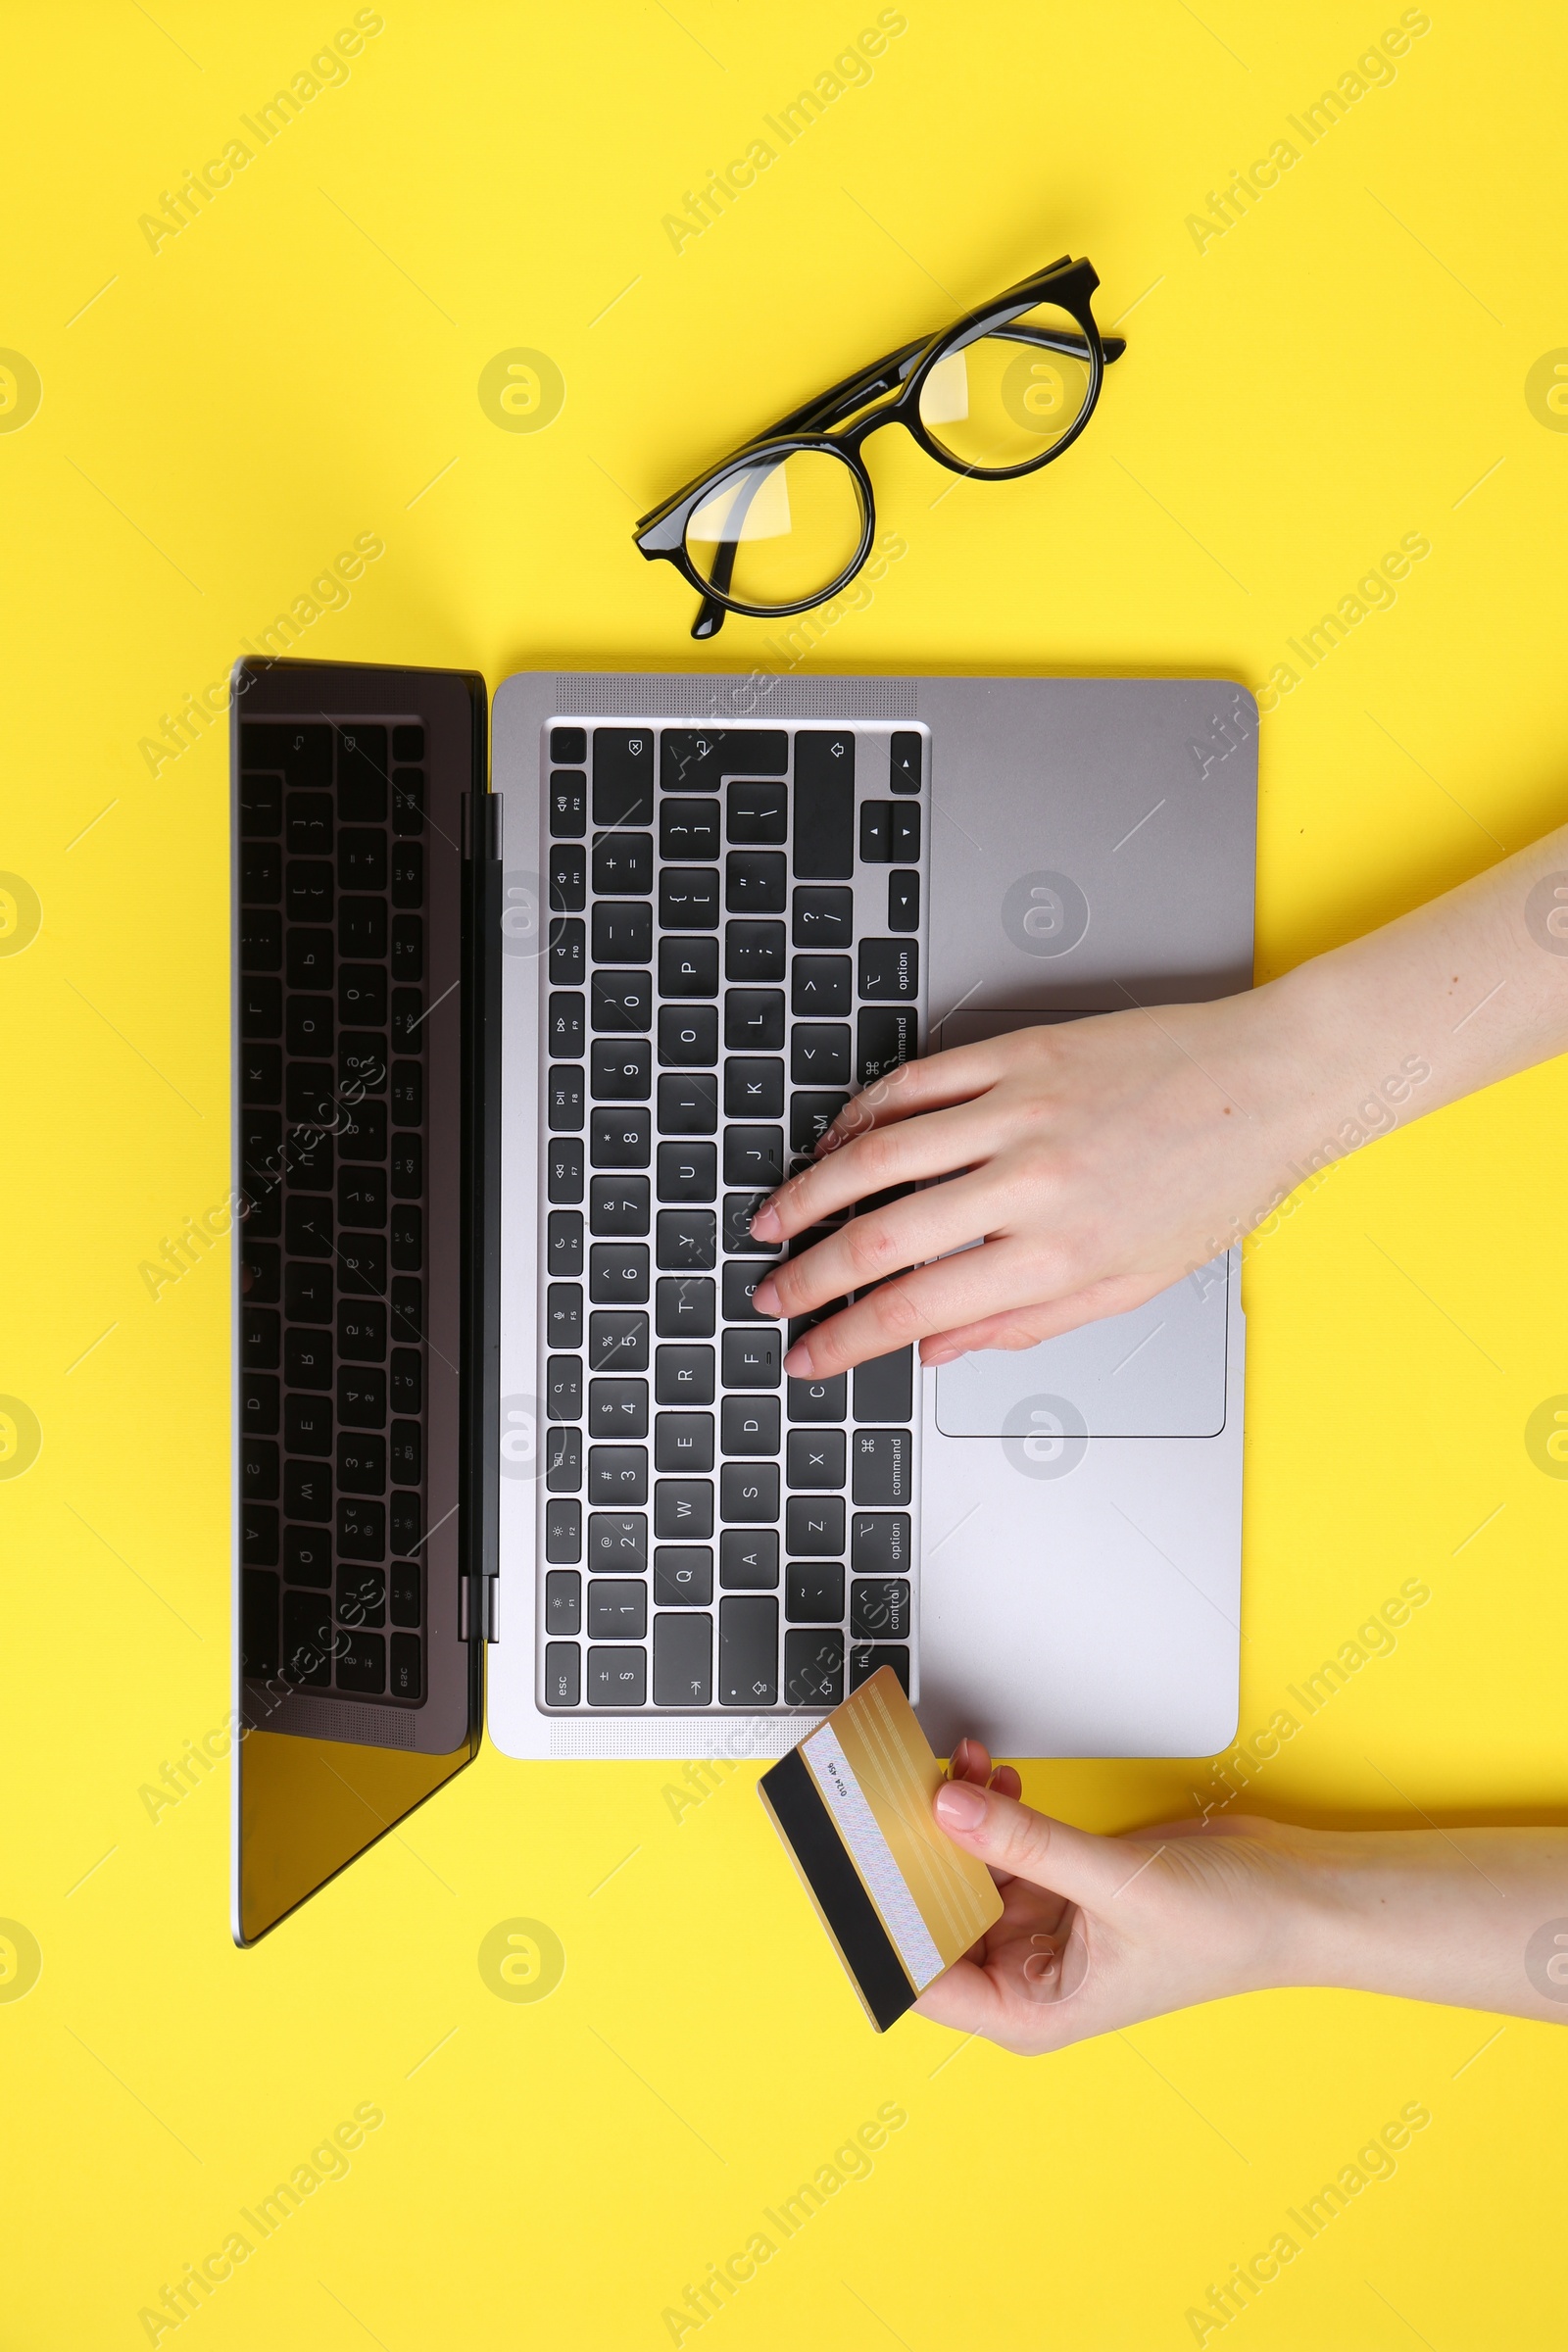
{"left": 634, "top": 253, "right": 1126, "bottom": 642}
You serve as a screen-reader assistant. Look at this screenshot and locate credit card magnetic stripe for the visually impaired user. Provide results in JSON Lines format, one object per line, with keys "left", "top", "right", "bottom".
{"left": 800, "top": 1722, "right": 945, "bottom": 1990}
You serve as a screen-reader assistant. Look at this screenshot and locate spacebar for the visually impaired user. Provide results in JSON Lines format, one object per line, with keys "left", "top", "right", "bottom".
{"left": 719, "top": 1596, "right": 777, "bottom": 1706}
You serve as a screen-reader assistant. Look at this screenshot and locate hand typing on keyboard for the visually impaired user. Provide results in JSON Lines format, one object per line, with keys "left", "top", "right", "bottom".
{"left": 752, "top": 813, "right": 1568, "bottom": 1373}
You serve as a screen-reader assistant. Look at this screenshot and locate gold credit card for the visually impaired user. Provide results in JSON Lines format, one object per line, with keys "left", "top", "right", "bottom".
{"left": 759, "top": 1666, "right": 1004, "bottom": 2032}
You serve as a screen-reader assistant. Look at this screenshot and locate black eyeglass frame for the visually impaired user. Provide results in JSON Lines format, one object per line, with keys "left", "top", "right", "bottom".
{"left": 633, "top": 253, "right": 1126, "bottom": 640}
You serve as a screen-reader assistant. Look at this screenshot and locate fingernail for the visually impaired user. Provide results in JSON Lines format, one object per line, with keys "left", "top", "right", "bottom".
{"left": 752, "top": 1279, "right": 779, "bottom": 1316}
{"left": 782, "top": 1339, "right": 814, "bottom": 1378}
{"left": 934, "top": 1781, "right": 986, "bottom": 1830}
{"left": 749, "top": 1201, "right": 780, "bottom": 1237}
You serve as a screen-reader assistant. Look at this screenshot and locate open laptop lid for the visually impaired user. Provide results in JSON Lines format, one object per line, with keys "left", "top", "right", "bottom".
{"left": 228, "top": 659, "right": 498, "bottom": 1943}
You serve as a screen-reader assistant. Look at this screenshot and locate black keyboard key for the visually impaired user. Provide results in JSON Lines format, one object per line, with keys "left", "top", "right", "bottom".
{"left": 587, "top": 1311, "right": 649, "bottom": 1371}
{"left": 242, "top": 1501, "right": 279, "bottom": 1566}
{"left": 858, "top": 938, "right": 918, "bottom": 1001}
{"left": 588, "top": 1580, "right": 647, "bottom": 1640}
{"left": 338, "top": 827, "right": 387, "bottom": 891}
{"left": 888, "top": 871, "right": 920, "bottom": 931}
{"left": 663, "top": 728, "right": 786, "bottom": 789}
{"left": 549, "top": 1139, "right": 584, "bottom": 1203}
{"left": 339, "top": 1098, "right": 388, "bottom": 1161}
{"left": 787, "top": 1428, "right": 847, "bottom": 1489}
{"left": 720, "top": 1396, "right": 779, "bottom": 1455}
{"left": 726, "top": 779, "right": 788, "bottom": 844}
{"left": 784, "top": 1628, "right": 844, "bottom": 1707}
{"left": 592, "top": 729, "right": 655, "bottom": 828}
{"left": 390, "top": 1349, "right": 419, "bottom": 1413}
{"left": 786, "top": 1563, "right": 845, "bottom": 1623}
{"left": 588, "top": 1512, "right": 647, "bottom": 1569}
{"left": 244, "top": 1243, "right": 281, "bottom": 1308}
{"left": 551, "top": 845, "right": 587, "bottom": 910}
{"left": 550, "top": 1065, "right": 586, "bottom": 1130}
{"left": 242, "top": 842, "right": 283, "bottom": 903}
{"left": 656, "top": 1209, "right": 716, "bottom": 1270}
{"left": 591, "top": 832, "right": 654, "bottom": 895}
{"left": 547, "top": 1284, "right": 583, "bottom": 1348}
{"left": 337, "top": 1563, "right": 387, "bottom": 1627}
{"left": 389, "top": 1634, "right": 421, "bottom": 1699}
{"left": 339, "top": 1232, "right": 388, "bottom": 1297}
{"left": 548, "top": 1210, "right": 584, "bottom": 1277}
{"left": 544, "top": 1642, "right": 581, "bottom": 1707}
{"left": 889, "top": 731, "right": 922, "bottom": 793}
{"left": 893, "top": 804, "right": 920, "bottom": 858}
{"left": 286, "top": 790, "right": 333, "bottom": 856}
{"left": 586, "top": 1646, "right": 647, "bottom": 1706}
{"left": 549, "top": 772, "right": 587, "bottom": 837}
{"left": 658, "top": 868, "right": 720, "bottom": 928}
{"left": 340, "top": 1033, "right": 386, "bottom": 1092}
{"left": 655, "top": 1412, "right": 713, "bottom": 1472}
{"left": 242, "top": 909, "right": 282, "bottom": 971}
{"left": 789, "top": 1372, "right": 848, "bottom": 1423}
{"left": 282, "top": 1264, "right": 331, "bottom": 1323}
{"left": 241, "top": 1569, "right": 280, "bottom": 1677}
{"left": 791, "top": 955, "right": 852, "bottom": 1016}
{"left": 792, "top": 730, "right": 855, "bottom": 878}
{"left": 390, "top": 1134, "right": 422, "bottom": 1200}
{"left": 240, "top": 977, "right": 281, "bottom": 1039}
{"left": 283, "top": 1064, "right": 332, "bottom": 1127}
{"left": 336, "top": 1496, "right": 385, "bottom": 1562}
{"left": 851, "top": 1512, "right": 910, "bottom": 1572}
{"left": 588, "top": 1379, "right": 647, "bottom": 1438}
{"left": 243, "top": 1372, "right": 281, "bottom": 1437}
{"left": 655, "top": 1613, "right": 712, "bottom": 1705}
{"left": 282, "top": 1592, "right": 333, "bottom": 1687}
{"left": 657, "top": 1073, "right": 717, "bottom": 1136}
{"left": 592, "top": 970, "right": 654, "bottom": 1033}
{"left": 285, "top": 928, "right": 333, "bottom": 989}
{"left": 724, "top": 921, "right": 786, "bottom": 983}
{"left": 390, "top": 1559, "right": 422, "bottom": 1624}
{"left": 654, "top": 1481, "right": 713, "bottom": 1540}
{"left": 858, "top": 1005, "right": 918, "bottom": 1084}
{"left": 337, "top": 1299, "right": 388, "bottom": 1361}
{"left": 852, "top": 1578, "right": 910, "bottom": 1639}
{"left": 339, "top": 897, "right": 387, "bottom": 958}
{"left": 589, "top": 1242, "right": 649, "bottom": 1303}
{"left": 548, "top": 1356, "right": 584, "bottom": 1421}
{"left": 654, "top": 1345, "right": 714, "bottom": 1403}
{"left": 854, "top": 1349, "right": 913, "bottom": 1423}
{"left": 724, "top": 990, "right": 784, "bottom": 1051}
{"left": 791, "top": 1025, "right": 851, "bottom": 1085}
{"left": 242, "top": 1437, "right": 280, "bottom": 1500}
{"left": 551, "top": 725, "right": 586, "bottom": 763}
{"left": 389, "top": 1494, "right": 421, "bottom": 1558}
{"left": 657, "top": 1142, "right": 716, "bottom": 1202}
{"left": 281, "top": 1325, "right": 328, "bottom": 1388}
{"left": 242, "top": 1042, "right": 282, "bottom": 1102}
{"left": 336, "top": 1633, "right": 387, "bottom": 1694}
{"left": 785, "top": 1495, "right": 844, "bottom": 1555}
{"left": 722, "top": 1328, "right": 781, "bottom": 1389}
{"left": 721, "top": 1261, "right": 771, "bottom": 1322}
{"left": 590, "top": 1107, "right": 651, "bottom": 1169}
{"left": 655, "top": 1275, "right": 715, "bottom": 1338}
{"left": 659, "top": 936, "right": 719, "bottom": 999}
{"left": 719, "top": 1596, "right": 778, "bottom": 1704}
{"left": 391, "top": 843, "right": 423, "bottom": 908}
{"left": 724, "top": 1058, "right": 784, "bottom": 1117}
{"left": 337, "top": 1366, "right": 385, "bottom": 1428}
{"left": 850, "top": 1643, "right": 909, "bottom": 1695}
{"left": 588, "top": 1446, "right": 648, "bottom": 1506}
{"left": 590, "top": 1176, "right": 649, "bottom": 1235}
{"left": 282, "top": 1459, "right": 330, "bottom": 1520}
{"left": 550, "top": 993, "right": 587, "bottom": 1055}
{"left": 240, "top": 774, "right": 282, "bottom": 835}
{"left": 285, "top": 1126, "right": 332, "bottom": 1189}
{"left": 723, "top": 1127, "right": 785, "bottom": 1189}
{"left": 591, "top": 1039, "right": 652, "bottom": 1101}
{"left": 790, "top": 1093, "right": 848, "bottom": 1152}
{"left": 389, "top": 1420, "right": 420, "bottom": 1483}
{"left": 284, "top": 1197, "right": 332, "bottom": 1258}
{"left": 593, "top": 902, "right": 653, "bottom": 963}
{"left": 336, "top": 722, "right": 386, "bottom": 809}
{"left": 726, "top": 851, "right": 787, "bottom": 913}
{"left": 654, "top": 1547, "right": 712, "bottom": 1605}
{"left": 338, "top": 1165, "right": 388, "bottom": 1226}
{"left": 547, "top": 1427, "right": 582, "bottom": 1492}
{"left": 853, "top": 1429, "right": 913, "bottom": 1506}
{"left": 391, "top": 769, "right": 424, "bottom": 836}
{"left": 720, "top": 1530, "right": 779, "bottom": 1590}
{"left": 859, "top": 802, "right": 893, "bottom": 862}
{"left": 720, "top": 1462, "right": 778, "bottom": 1524}
{"left": 792, "top": 888, "right": 854, "bottom": 950}
{"left": 659, "top": 797, "right": 720, "bottom": 858}
{"left": 550, "top": 916, "right": 587, "bottom": 984}
{"left": 339, "top": 964, "right": 388, "bottom": 1026}
{"left": 721, "top": 1191, "right": 780, "bottom": 1255}
{"left": 284, "top": 1526, "right": 331, "bottom": 1586}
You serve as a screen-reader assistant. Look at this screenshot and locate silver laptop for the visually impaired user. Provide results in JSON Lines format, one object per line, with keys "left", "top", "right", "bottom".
{"left": 229, "top": 662, "right": 1255, "bottom": 1937}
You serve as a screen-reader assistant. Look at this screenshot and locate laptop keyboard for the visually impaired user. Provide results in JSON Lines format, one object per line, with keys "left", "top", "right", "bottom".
{"left": 236, "top": 718, "right": 431, "bottom": 1708}
{"left": 536, "top": 721, "right": 928, "bottom": 1714}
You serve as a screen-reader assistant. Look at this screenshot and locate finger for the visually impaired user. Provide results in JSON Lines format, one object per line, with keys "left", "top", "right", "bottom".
{"left": 752, "top": 1169, "right": 1003, "bottom": 1322}
{"left": 931, "top": 1779, "right": 1136, "bottom": 1910}
{"left": 918, "top": 1273, "right": 1177, "bottom": 1366}
{"left": 782, "top": 1242, "right": 1041, "bottom": 1379}
{"left": 989, "top": 1765, "right": 1023, "bottom": 1800}
{"left": 949, "top": 1736, "right": 994, "bottom": 1785}
{"left": 750, "top": 1096, "right": 1016, "bottom": 1241}
{"left": 913, "top": 1960, "right": 1078, "bottom": 2054}
{"left": 815, "top": 1040, "right": 1011, "bottom": 1145}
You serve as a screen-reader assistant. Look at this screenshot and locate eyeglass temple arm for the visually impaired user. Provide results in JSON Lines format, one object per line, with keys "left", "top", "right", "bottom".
{"left": 689, "top": 461, "right": 777, "bottom": 640}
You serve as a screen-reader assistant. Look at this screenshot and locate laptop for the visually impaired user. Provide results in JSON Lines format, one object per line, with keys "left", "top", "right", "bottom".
{"left": 230, "top": 661, "right": 1256, "bottom": 1941}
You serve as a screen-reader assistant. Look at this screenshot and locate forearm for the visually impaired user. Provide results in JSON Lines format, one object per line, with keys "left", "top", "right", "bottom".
{"left": 1281, "top": 1826, "right": 1568, "bottom": 2024}
{"left": 1250, "top": 818, "right": 1568, "bottom": 1177}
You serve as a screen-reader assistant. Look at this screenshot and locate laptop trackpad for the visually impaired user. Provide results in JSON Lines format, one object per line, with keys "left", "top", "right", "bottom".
{"left": 933, "top": 1260, "right": 1229, "bottom": 1440}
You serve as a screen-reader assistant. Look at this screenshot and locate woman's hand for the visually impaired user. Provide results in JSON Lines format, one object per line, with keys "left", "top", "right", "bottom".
{"left": 750, "top": 997, "right": 1293, "bottom": 1378}
{"left": 914, "top": 1740, "right": 1313, "bottom": 2055}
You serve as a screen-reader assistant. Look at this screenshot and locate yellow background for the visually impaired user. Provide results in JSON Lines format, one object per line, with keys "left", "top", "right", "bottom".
{"left": 4, "top": 2, "right": 1567, "bottom": 2343}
